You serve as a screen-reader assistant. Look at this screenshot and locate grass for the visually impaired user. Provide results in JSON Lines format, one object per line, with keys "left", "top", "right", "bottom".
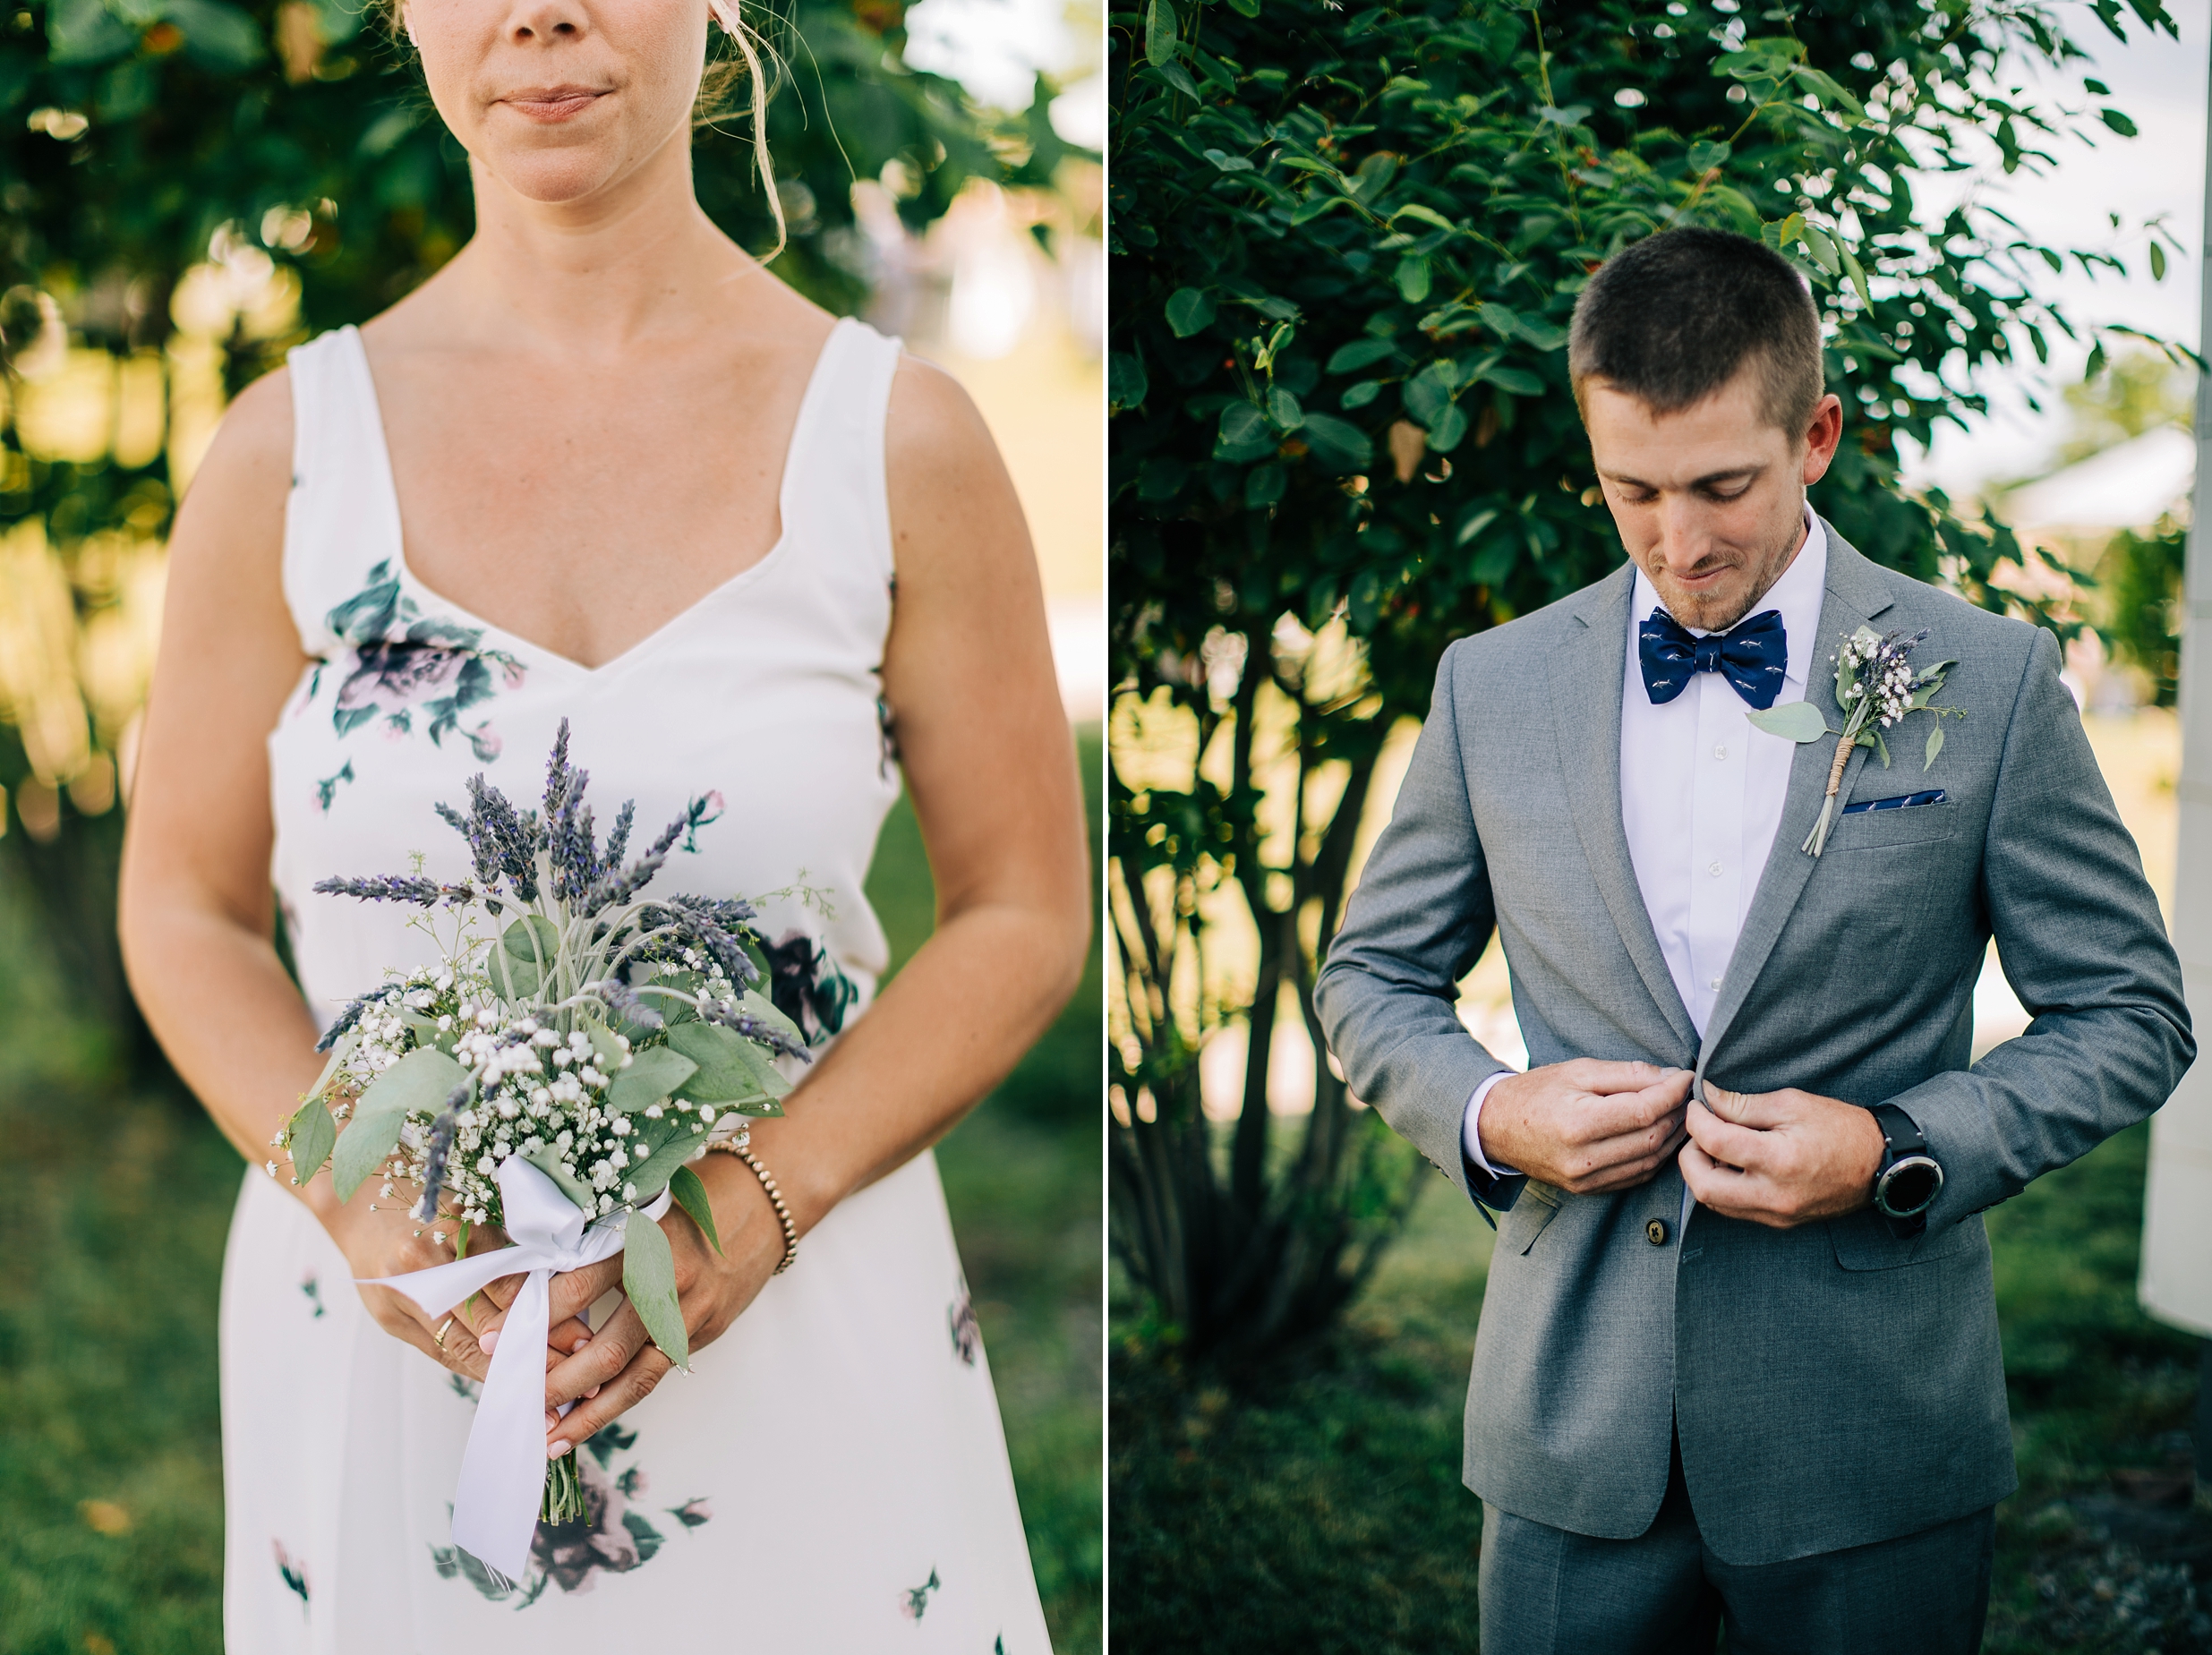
{"left": 1110, "top": 1122, "right": 2212, "bottom": 1653}
{"left": 0, "top": 725, "right": 1102, "bottom": 1653}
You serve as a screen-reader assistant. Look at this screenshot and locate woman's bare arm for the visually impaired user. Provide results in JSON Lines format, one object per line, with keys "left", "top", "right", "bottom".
{"left": 511, "top": 354, "right": 1093, "bottom": 1446}
{"left": 117, "top": 370, "right": 325, "bottom": 1171}
{"left": 117, "top": 370, "right": 510, "bottom": 1382}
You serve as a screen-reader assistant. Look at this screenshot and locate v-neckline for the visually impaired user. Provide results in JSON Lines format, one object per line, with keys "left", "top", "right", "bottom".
{"left": 338, "top": 317, "right": 850, "bottom": 681}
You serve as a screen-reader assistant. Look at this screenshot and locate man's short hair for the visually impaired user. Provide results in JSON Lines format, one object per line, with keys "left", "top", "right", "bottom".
{"left": 1567, "top": 226, "right": 1825, "bottom": 437}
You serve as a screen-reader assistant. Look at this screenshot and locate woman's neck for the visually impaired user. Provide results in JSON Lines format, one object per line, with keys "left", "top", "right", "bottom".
{"left": 430, "top": 139, "right": 761, "bottom": 356}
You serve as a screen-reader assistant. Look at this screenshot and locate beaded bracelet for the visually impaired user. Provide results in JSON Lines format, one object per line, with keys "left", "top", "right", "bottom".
{"left": 708, "top": 1139, "right": 799, "bottom": 1275}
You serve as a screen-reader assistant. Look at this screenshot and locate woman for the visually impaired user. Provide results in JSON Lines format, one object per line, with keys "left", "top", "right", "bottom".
{"left": 114, "top": 0, "right": 1090, "bottom": 1643}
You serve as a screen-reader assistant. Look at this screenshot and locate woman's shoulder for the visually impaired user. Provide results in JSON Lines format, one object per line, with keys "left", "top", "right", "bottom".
{"left": 884, "top": 351, "right": 997, "bottom": 482}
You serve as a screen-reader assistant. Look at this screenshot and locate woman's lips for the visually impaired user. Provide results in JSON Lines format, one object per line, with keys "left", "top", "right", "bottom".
{"left": 501, "top": 86, "right": 608, "bottom": 123}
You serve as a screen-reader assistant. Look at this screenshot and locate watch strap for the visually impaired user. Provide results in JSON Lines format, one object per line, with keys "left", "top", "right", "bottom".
{"left": 1870, "top": 1103, "right": 1933, "bottom": 1238}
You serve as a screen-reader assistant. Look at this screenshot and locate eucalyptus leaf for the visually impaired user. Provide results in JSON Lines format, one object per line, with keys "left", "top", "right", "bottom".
{"left": 1875, "top": 727, "right": 1892, "bottom": 768}
{"left": 585, "top": 1022, "right": 628, "bottom": 1074}
{"left": 1925, "top": 725, "right": 1945, "bottom": 770}
{"left": 608, "top": 1045, "right": 700, "bottom": 1113}
{"left": 668, "top": 1021, "right": 792, "bottom": 1106}
{"left": 668, "top": 1164, "right": 722, "bottom": 1256}
{"left": 622, "top": 1208, "right": 689, "bottom": 1369}
{"left": 620, "top": 1130, "right": 712, "bottom": 1209}
{"left": 305, "top": 1028, "right": 359, "bottom": 1101}
{"left": 335, "top": 1047, "right": 467, "bottom": 1200}
{"left": 1745, "top": 701, "right": 1831, "bottom": 743}
{"left": 523, "top": 1145, "right": 596, "bottom": 1212}
{"left": 287, "top": 1096, "right": 337, "bottom": 1186}
{"left": 486, "top": 948, "right": 540, "bottom": 1002}
{"left": 503, "top": 914, "right": 561, "bottom": 964}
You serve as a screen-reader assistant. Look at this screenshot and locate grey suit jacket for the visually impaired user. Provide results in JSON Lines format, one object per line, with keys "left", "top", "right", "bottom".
{"left": 1313, "top": 525, "right": 2193, "bottom": 1565}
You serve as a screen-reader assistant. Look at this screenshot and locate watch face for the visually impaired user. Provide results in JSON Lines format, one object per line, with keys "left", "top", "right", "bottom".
{"left": 1878, "top": 1156, "right": 1942, "bottom": 1218}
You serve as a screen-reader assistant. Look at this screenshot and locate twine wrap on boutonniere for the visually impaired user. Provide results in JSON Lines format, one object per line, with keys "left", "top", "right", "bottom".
{"left": 1745, "top": 625, "right": 1965, "bottom": 857}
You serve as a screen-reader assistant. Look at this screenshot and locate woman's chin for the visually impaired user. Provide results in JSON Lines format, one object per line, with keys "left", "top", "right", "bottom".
{"left": 480, "top": 150, "right": 642, "bottom": 209}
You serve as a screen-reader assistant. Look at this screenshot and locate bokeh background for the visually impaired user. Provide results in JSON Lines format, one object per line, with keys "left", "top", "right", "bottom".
{"left": 0, "top": 0, "right": 1105, "bottom": 1648}
{"left": 1109, "top": 1, "right": 2212, "bottom": 1649}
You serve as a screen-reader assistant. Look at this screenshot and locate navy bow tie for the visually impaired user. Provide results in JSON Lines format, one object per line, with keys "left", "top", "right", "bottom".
{"left": 1638, "top": 607, "right": 1788, "bottom": 710}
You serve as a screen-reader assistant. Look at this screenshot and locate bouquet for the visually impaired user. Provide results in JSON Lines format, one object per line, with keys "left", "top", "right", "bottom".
{"left": 273, "top": 721, "right": 809, "bottom": 1578}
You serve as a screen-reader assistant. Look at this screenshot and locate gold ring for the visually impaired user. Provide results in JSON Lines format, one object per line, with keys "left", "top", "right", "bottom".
{"left": 433, "top": 1318, "right": 453, "bottom": 1351}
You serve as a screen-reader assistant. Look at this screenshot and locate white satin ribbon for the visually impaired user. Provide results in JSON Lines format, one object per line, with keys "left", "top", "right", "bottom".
{"left": 365, "top": 1155, "right": 670, "bottom": 1582}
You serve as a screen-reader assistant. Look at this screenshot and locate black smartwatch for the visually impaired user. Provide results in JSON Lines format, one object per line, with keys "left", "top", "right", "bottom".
{"left": 1868, "top": 1103, "right": 1943, "bottom": 1237}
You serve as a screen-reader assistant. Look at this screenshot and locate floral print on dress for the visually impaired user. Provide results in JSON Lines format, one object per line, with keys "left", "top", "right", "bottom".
{"left": 429, "top": 1421, "right": 711, "bottom": 1608}
{"left": 949, "top": 1280, "right": 981, "bottom": 1368}
{"left": 273, "top": 1539, "right": 310, "bottom": 1615}
{"left": 764, "top": 931, "right": 858, "bottom": 1045}
{"left": 901, "top": 1567, "right": 940, "bottom": 1622}
{"left": 319, "top": 559, "right": 524, "bottom": 766}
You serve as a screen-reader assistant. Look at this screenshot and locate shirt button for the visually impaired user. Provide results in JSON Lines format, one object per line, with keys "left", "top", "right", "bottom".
{"left": 1708, "top": 861, "right": 1723, "bottom": 876}
{"left": 1709, "top": 977, "right": 1722, "bottom": 990}
{"left": 1713, "top": 744, "right": 1728, "bottom": 760}
{"left": 1646, "top": 1218, "right": 1670, "bottom": 1246}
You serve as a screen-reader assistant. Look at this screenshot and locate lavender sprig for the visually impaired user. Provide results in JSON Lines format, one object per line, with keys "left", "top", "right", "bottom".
{"left": 313, "top": 874, "right": 478, "bottom": 908}
{"left": 412, "top": 1085, "right": 471, "bottom": 1222}
{"left": 315, "top": 990, "right": 384, "bottom": 1053}
{"left": 702, "top": 1002, "right": 814, "bottom": 1064}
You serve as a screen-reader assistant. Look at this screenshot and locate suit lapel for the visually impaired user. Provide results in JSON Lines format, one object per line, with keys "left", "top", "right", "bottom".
{"left": 1695, "top": 529, "right": 1895, "bottom": 1078}
{"left": 1547, "top": 561, "right": 1700, "bottom": 1058}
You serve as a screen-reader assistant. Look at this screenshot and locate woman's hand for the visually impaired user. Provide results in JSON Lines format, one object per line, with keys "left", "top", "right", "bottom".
{"left": 472, "top": 1153, "right": 784, "bottom": 1458}
{"left": 314, "top": 1173, "right": 593, "bottom": 1387}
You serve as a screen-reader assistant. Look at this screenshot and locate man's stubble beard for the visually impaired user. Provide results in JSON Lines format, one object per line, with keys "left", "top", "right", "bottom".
{"left": 1654, "top": 516, "right": 1806, "bottom": 634}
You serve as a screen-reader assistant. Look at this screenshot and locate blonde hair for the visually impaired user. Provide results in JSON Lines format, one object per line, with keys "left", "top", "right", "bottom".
{"left": 702, "top": 0, "right": 785, "bottom": 262}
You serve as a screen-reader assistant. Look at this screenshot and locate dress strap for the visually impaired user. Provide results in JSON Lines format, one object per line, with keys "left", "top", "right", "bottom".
{"left": 779, "top": 317, "right": 902, "bottom": 587}
{"left": 282, "top": 326, "right": 401, "bottom": 659}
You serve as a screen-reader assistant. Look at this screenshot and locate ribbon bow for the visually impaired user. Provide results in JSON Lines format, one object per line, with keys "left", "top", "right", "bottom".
{"left": 367, "top": 1155, "right": 670, "bottom": 1582}
{"left": 1638, "top": 606, "right": 1788, "bottom": 711}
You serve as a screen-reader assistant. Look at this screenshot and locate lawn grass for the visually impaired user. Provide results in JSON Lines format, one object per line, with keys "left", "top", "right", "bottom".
{"left": 1110, "top": 1122, "right": 2212, "bottom": 1653}
{"left": 0, "top": 725, "right": 1103, "bottom": 1653}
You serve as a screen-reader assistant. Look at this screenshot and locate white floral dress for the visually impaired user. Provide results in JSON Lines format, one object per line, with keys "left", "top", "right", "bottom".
{"left": 221, "top": 318, "right": 1052, "bottom": 1653}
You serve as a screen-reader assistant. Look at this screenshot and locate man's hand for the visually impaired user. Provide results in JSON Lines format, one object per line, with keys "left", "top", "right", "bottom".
{"left": 1479, "top": 1060, "right": 1694, "bottom": 1195}
{"left": 1679, "top": 1084, "right": 1886, "bottom": 1229}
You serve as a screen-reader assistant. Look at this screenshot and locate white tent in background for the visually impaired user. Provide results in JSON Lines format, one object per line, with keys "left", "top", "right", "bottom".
{"left": 2003, "top": 424, "right": 2195, "bottom": 533}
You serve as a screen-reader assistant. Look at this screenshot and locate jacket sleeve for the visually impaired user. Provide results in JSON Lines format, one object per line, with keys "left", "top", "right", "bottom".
{"left": 1314, "top": 640, "right": 1522, "bottom": 1208}
{"left": 1891, "top": 626, "right": 2194, "bottom": 1224}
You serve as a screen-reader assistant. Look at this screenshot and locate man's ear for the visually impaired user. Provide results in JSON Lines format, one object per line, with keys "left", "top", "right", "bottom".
{"left": 1800, "top": 393, "right": 1844, "bottom": 486}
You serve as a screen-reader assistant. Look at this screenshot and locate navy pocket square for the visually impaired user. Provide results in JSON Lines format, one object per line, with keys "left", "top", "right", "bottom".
{"left": 1840, "top": 789, "right": 1946, "bottom": 815}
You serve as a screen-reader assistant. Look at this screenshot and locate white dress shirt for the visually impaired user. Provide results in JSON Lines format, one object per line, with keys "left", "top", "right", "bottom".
{"left": 1464, "top": 508, "right": 1828, "bottom": 1180}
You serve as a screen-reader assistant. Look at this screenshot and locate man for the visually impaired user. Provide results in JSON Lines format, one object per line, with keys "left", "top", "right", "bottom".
{"left": 1313, "top": 226, "right": 2193, "bottom": 1651}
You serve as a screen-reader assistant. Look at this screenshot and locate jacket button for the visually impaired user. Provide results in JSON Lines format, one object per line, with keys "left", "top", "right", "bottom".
{"left": 1646, "top": 1218, "right": 1670, "bottom": 1247}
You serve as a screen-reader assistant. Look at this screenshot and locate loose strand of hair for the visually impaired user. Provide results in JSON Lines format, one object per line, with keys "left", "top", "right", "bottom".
{"left": 707, "top": 0, "right": 786, "bottom": 264}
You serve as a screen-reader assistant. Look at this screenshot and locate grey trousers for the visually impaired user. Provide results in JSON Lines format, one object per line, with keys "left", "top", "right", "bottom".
{"left": 1477, "top": 1437, "right": 1995, "bottom": 1654}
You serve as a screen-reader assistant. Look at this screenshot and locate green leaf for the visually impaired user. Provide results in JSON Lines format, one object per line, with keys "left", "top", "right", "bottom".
{"left": 1326, "top": 338, "right": 1399, "bottom": 374}
{"left": 1216, "top": 401, "right": 1278, "bottom": 462}
{"left": 1108, "top": 350, "right": 1149, "bottom": 410}
{"left": 1223, "top": 0, "right": 1259, "bottom": 15}
{"left": 667, "top": 1164, "right": 722, "bottom": 1256}
{"left": 1202, "top": 148, "right": 1254, "bottom": 173}
{"left": 1145, "top": 0, "right": 1177, "bottom": 67}
{"left": 607, "top": 1045, "right": 700, "bottom": 1113}
{"left": 1340, "top": 380, "right": 1381, "bottom": 410}
{"left": 2099, "top": 108, "right": 2139, "bottom": 139}
{"left": 287, "top": 1096, "right": 336, "bottom": 1186}
{"left": 623, "top": 1208, "right": 689, "bottom": 1369}
{"left": 1393, "top": 203, "right": 1456, "bottom": 234}
{"left": 1267, "top": 387, "right": 1304, "bottom": 430}
{"left": 1394, "top": 256, "right": 1431, "bottom": 303}
{"left": 1243, "top": 464, "right": 1286, "bottom": 509}
{"left": 1838, "top": 246, "right": 1874, "bottom": 311}
{"left": 1402, "top": 361, "right": 1454, "bottom": 425}
{"left": 1165, "top": 287, "right": 1216, "bottom": 337}
{"left": 1800, "top": 221, "right": 1841, "bottom": 276}
{"left": 1288, "top": 193, "right": 1354, "bottom": 225}
{"left": 667, "top": 1021, "right": 792, "bottom": 1110}
{"left": 1454, "top": 507, "right": 1499, "bottom": 548}
{"left": 1153, "top": 62, "right": 1200, "bottom": 99}
{"left": 2150, "top": 241, "right": 2167, "bottom": 281}
{"left": 1298, "top": 413, "right": 1373, "bottom": 473}
{"left": 737, "top": 989, "right": 803, "bottom": 1050}
{"left": 334, "top": 1047, "right": 467, "bottom": 1200}
{"left": 1925, "top": 725, "right": 1945, "bottom": 771}
{"left": 523, "top": 1144, "right": 596, "bottom": 1211}
{"left": 166, "top": 0, "right": 268, "bottom": 70}
{"left": 47, "top": 0, "right": 135, "bottom": 64}
{"left": 1875, "top": 727, "right": 1892, "bottom": 768}
{"left": 1477, "top": 363, "right": 1544, "bottom": 397}
{"left": 618, "top": 1129, "right": 713, "bottom": 1204}
{"left": 1685, "top": 141, "right": 1732, "bottom": 174}
{"left": 1428, "top": 402, "right": 1469, "bottom": 452}
{"left": 304, "top": 1028, "right": 359, "bottom": 1101}
{"left": 1746, "top": 701, "right": 1831, "bottom": 743}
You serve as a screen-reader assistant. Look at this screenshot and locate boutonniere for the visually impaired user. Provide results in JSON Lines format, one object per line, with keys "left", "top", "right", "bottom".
{"left": 1746, "top": 626, "right": 1965, "bottom": 857}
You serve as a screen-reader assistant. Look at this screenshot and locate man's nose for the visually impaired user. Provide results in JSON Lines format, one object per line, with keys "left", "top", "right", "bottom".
{"left": 1653, "top": 494, "right": 1709, "bottom": 574}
